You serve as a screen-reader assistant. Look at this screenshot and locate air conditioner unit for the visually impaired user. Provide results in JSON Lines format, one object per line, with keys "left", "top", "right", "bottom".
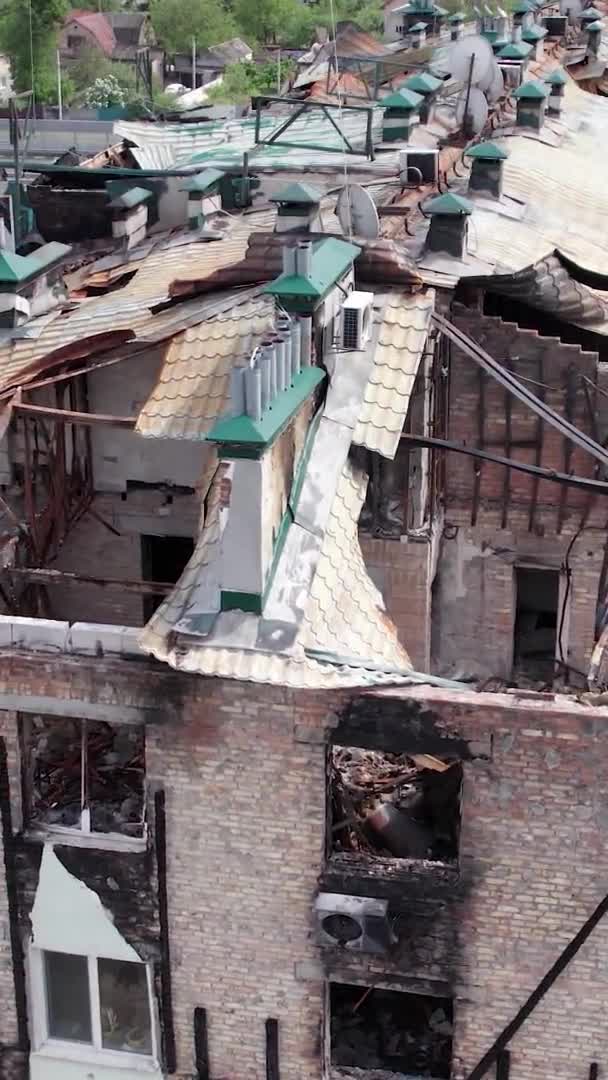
{"left": 340, "top": 291, "right": 374, "bottom": 351}
{"left": 399, "top": 148, "right": 439, "bottom": 186}
{"left": 314, "top": 892, "right": 396, "bottom": 954}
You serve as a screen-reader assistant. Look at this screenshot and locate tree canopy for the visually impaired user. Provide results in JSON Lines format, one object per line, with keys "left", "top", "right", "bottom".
{"left": 0, "top": 0, "right": 69, "bottom": 101}
{"left": 149, "top": 0, "right": 238, "bottom": 53}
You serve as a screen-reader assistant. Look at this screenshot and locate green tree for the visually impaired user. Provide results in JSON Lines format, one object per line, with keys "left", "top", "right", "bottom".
{"left": 0, "top": 0, "right": 69, "bottom": 102}
{"left": 207, "top": 58, "right": 294, "bottom": 101}
{"left": 233, "top": 0, "right": 306, "bottom": 44}
{"left": 150, "top": 0, "right": 238, "bottom": 52}
{"left": 69, "top": 46, "right": 137, "bottom": 98}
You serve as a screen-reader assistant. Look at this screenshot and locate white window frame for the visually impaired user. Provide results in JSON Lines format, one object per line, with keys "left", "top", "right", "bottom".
{"left": 22, "top": 715, "right": 147, "bottom": 853}
{"left": 29, "top": 947, "right": 159, "bottom": 1072}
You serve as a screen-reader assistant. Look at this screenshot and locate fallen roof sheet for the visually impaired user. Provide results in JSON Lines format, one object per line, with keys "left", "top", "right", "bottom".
{"left": 352, "top": 290, "right": 435, "bottom": 459}
{"left": 136, "top": 292, "right": 275, "bottom": 439}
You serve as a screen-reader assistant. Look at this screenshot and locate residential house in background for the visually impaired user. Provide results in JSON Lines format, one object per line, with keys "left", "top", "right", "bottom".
{"left": 59, "top": 9, "right": 164, "bottom": 83}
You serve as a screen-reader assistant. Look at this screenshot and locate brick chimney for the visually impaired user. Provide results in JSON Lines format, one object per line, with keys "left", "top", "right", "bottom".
{"left": 108, "top": 186, "right": 152, "bottom": 249}
{"left": 181, "top": 169, "right": 223, "bottom": 230}
{"left": 522, "top": 21, "right": 548, "bottom": 59}
{"left": 270, "top": 182, "right": 323, "bottom": 234}
{"left": 381, "top": 87, "right": 423, "bottom": 141}
{"left": 544, "top": 66, "right": 567, "bottom": 114}
{"left": 465, "top": 141, "right": 508, "bottom": 199}
{"left": 402, "top": 71, "right": 443, "bottom": 123}
{"left": 424, "top": 192, "right": 473, "bottom": 259}
{"left": 513, "top": 78, "right": 549, "bottom": 130}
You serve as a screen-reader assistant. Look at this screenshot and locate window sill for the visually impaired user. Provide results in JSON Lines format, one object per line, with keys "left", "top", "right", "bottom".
{"left": 321, "top": 851, "right": 460, "bottom": 902}
{"left": 24, "top": 827, "right": 147, "bottom": 854}
{"left": 31, "top": 1044, "right": 161, "bottom": 1074}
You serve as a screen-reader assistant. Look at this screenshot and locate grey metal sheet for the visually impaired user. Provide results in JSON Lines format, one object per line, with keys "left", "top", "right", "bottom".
{"left": 293, "top": 416, "right": 353, "bottom": 538}
{"left": 323, "top": 333, "right": 379, "bottom": 430}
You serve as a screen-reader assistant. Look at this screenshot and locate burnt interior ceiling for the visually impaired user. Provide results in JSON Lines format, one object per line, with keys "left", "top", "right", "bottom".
{"left": 21, "top": 714, "right": 145, "bottom": 836}
{"left": 331, "top": 747, "right": 462, "bottom": 863}
{"left": 330, "top": 983, "right": 453, "bottom": 1078}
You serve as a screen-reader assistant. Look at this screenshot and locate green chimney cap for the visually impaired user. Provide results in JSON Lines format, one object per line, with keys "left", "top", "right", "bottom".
{"left": 382, "top": 87, "right": 424, "bottom": 110}
{"left": 586, "top": 18, "right": 603, "bottom": 28}
{"left": 263, "top": 236, "right": 360, "bottom": 303}
{"left": 497, "top": 39, "right": 533, "bottom": 57}
{"left": 424, "top": 191, "right": 473, "bottom": 216}
{"left": 448, "top": 9, "right": 465, "bottom": 19}
{"left": 108, "top": 186, "right": 153, "bottom": 210}
{"left": 581, "top": 5, "right": 602, "bottom": 17}
{"left": 512, "top": 0, "right": 535, "bottom": 13}
{"left": 409, "top": 20, "right": 428, "bottom": 29}
{"left": 465, "top": 140, "right": 509, "bottom": 161}
{"left": 544, "top": 66, "right": 568, "bottom": 84}
{"left": 522, "top": 22, "right": 548, "bottom": 39}
{"left": 403, "top": 71, "right": 443, "bottom": 94}
{"left": 269, "top": 181, "right": 323, "bottom": 205}
{"left": 181, "top": 168, "right": 225, "bottom": 193}
{"left": 513, "top": 78, "right": 550, "bottom": 99}
{"left": 0, "top": 241, "right": 71, "bottom": 285}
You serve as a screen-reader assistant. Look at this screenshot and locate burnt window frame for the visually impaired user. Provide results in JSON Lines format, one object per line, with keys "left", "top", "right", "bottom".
{"left": 18, "top": 712, "right": 147, "bottom": 852}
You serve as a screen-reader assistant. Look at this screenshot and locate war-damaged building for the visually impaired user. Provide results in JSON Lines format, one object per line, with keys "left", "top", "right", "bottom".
{"left": 1, "top": 6, "right": 608, "bottom": 1080}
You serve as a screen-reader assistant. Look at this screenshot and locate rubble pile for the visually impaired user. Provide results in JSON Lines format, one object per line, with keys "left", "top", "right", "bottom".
{"left": 331, "top": 746, "right": 461, "bottom": 862}
{"left": 29, "top": 715, "right": 145, "bottom": 836}
{"left": 331, "top": 984, "right": 453, "bottom": 1077}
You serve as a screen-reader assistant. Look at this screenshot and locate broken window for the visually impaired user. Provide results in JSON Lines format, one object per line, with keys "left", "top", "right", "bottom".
{"left": 330, "top": 983, "right": 453, "bottom": 1078}
{"left": 21, "top": 714, "right": 145, "bottom": 838}
{"left": 141, "top": 533, "right": 195, "bottom": 622}
{"left": 40, "top": 950, "right": 153, "bottom": 1058}
{"left": 513, "top": 567, "right": 560, "bottom": 683}
{"left": 331, "top": 747, "right": 462, "bottom": 863}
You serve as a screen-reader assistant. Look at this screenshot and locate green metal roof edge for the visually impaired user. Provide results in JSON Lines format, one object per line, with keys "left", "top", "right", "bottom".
{"left": 497, "top": 40, "right": 533, "bottom": 56}
{"left": 206, "top": 366, "right": 325, "bottom": 449}
{"left": 403, "top": 71, "right": 443, "bottom": 93}
{"left": 181, "top": 167, "right": 225, "bottom": 192}
{"left": 425, "top": 191, "right": 473, "bottom": 215}
{"left": 263, "top": 236, "right": 360, "bottom": 302}
{"left": 108, "top": 185, "right": 154, "bottom": 209}
{"left": 381, "top": 88, "right": 424, "bottom": 110}
{"left": 269, "top": 181, "right": 323, "bottom": 205}
{"left": 465, "top": 140, "right": 509, "bottom": 160}
{"left": 513, "top": 78, "right": 550, "bottom": 98}
{"left": 586, "top": 19, "right": 603, "bottom": 28}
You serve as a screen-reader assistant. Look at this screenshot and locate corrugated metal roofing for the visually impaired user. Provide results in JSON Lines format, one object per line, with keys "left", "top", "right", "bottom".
{"left": 140, "top": 458, "right": 411, "bottom": 688}
{"left": 352, "top": 290, "right": 435, "bottom": 458}
{"left": 136, "top": 293, "right": 275, "bottom": 439}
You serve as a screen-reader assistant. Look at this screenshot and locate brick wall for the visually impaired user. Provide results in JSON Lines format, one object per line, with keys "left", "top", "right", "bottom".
{"left": 447, "top": 304, "right": 602, "bottom": 530}
{"left": 44, "top": 488, "right": 199, "bottom": 627}
{"left": 3, "top": 652, "right": 608, "bottom": 1080}
{"left": 432, "top": 515, "right": 605, "bottom": 679}
{"left": 361, "top": 535, "right": 432, "bottom": 671}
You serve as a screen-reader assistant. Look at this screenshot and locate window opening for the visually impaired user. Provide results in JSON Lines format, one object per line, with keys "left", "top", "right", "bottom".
{"left": 141, "top": 533, "right": 194, "bottom": 622}
{"left": 22, "top": 715, "right": 145, "bottom": 838}
{"left": 331, "top": 746, "right": 462, "bottom": 863}
{"left": 330, "top": 983, "right": 453, "bottom": 1078}
{"left": 40, "top": 950, "right": 153, "bottom": 1058}
{"left": 513, "top": 567, "right": 559, "bottom": 683}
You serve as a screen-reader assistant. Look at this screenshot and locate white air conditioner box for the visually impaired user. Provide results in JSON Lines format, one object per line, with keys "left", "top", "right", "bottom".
{"left": 399, "top": 147, "right": 439, "bottom": 186}
{"left": 340, "top": 291, "right": 374, "bottom": 350}
{"left": 314, "top": 892, "right": 396, "bottom": 954}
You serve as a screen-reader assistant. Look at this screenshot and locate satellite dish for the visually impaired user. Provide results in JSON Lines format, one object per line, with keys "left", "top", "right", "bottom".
{"left": 477, "top": 53, "right": 500, "bottom": 91}
{"left": 484, "top": 64, "right": 505, "bottom": 103}
{"left": 336, "top": 184, "right": 380, "bottom": 240}
{"left": 456, "top": 86, "right": 489, "bottom": 134}
{"left": 443, "top": 34, "right": 495, "bottom": 85}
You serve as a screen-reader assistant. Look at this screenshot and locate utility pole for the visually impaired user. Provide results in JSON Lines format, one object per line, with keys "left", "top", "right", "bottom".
{"left": 192, "top": 37, "right": 196, "bottom": 91}
{"left": 56, "top": 50, "right": 63, "bottom": 120}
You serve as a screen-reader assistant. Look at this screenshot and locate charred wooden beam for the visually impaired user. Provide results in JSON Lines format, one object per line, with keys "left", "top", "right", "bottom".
{"left": 501, "top": 359, "right": 512, "bottom": 530}
{"left": 527, "top": 349, "right": 545, "bottom": 533}
{"left": 557, "top": 366, "right": 575, "bottom": 534}
{"left": 14, "top": 402, "right": 136, "bottom": 428}
{"left": 0, "top": 738, "right": 29, "bottom": 1051}
{"left": 155, "top": 789, "right": 176, "bottom": 1073}
{"left": 266, "top": 1018, "right": 280, "bottom": 1080}
{"left": 194, "top": 1007, "right": 210, "bottom": 1080}
{"left": 472, "top": 367, "right": 484, "bottom": 526}
{"left": 5, "top": 567, "right": 175, "bottom": 596}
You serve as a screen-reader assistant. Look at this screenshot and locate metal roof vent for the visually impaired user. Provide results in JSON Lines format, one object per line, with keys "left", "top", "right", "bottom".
{"left": 544, "top": 66, "right": 567, "bottom": 114}
{"left": 465, "top": 140, "right": 508, "bottom": 199}
{"left": 513, "top": 78, "right": 549, "bottom": 130}
{"left": 424, "top": 191, "right": 473, "bottom": 259}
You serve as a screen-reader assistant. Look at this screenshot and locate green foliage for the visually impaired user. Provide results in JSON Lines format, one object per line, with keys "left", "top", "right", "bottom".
{"left": 150, "top": 0, "right": 238, "bottom": 52}
{"left": 206, "top": 58, "right": 294, "bottom": 102}
{"left": 84, "top": 73, "right": 126, "bottom": 108}
{"left": 233, "top": 0, "right": 310, "bottom": 44}
{"left": 309, "top": 0, "right": 384, "bottom": 34}
{"left": 0, "top": 0, "right": 69, "bottom": 101}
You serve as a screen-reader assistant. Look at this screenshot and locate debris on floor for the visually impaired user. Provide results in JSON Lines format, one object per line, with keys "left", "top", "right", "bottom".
{"left": 26, "top": 715, "right": 145, "bottom": 836}
{"left": 331, "top": 983, "right": 453, "bottom": 1078}
{"left": 331, "top": 746, "right": 461, "bottom": 862}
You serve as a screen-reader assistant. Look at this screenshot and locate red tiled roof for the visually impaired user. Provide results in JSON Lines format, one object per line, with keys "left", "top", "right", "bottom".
{"left": 66, "top": 10, "right": 116, "bottom": 56}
